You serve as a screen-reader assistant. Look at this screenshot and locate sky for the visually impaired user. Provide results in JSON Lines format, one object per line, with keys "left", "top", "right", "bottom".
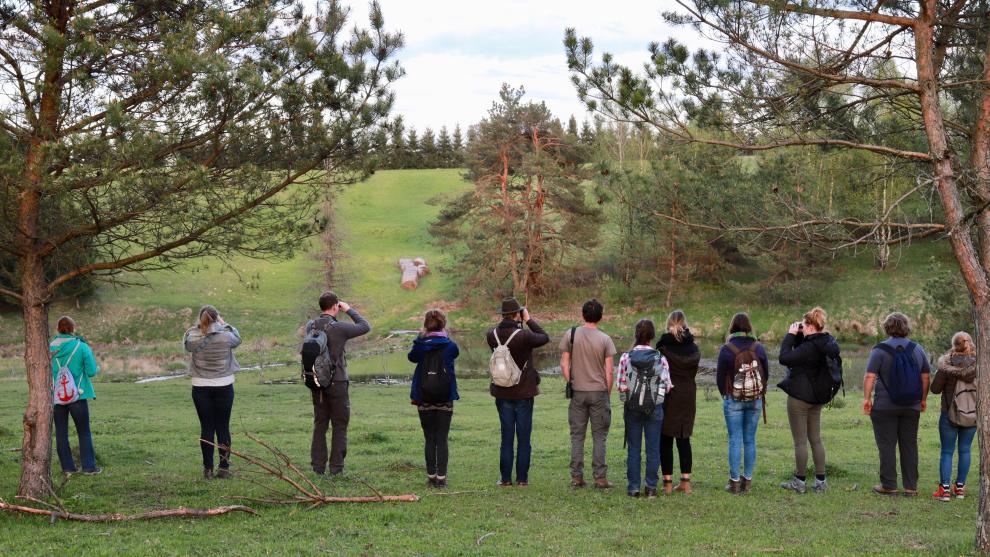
{"left": 348, "top": 0, "right": 704, "bottom": 132}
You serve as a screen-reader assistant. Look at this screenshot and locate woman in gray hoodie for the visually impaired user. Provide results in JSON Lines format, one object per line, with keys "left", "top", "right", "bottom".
{"left": 183, "top": 305, "right": 241, "bottom": 479}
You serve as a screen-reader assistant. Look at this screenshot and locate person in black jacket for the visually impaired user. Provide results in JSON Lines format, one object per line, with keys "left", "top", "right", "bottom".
{"left": 657, "top": 310, "right": 701, "bottom": 495}
{"left": 777, "top": 307, "right": 840, "bottom": 494}
{"left": 486, "top": 298, "right": 550, "bottom": 487}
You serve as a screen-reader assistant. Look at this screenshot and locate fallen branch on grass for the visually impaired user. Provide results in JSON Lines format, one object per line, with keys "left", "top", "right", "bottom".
{"left": 0, "top": 499, "right": 256, "bottom": 522}
{"left": 208, "top": 434, "right": 420, "bottom": 506}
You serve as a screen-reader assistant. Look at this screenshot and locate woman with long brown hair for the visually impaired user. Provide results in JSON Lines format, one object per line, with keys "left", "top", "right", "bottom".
{"left": 183, "top": 305, "right": 241, "bottom": 479}
{"left": 930, "top": 331, "right": 977, "bottom": 501}
{"left": 656, "top": 310, "right": 700, "bottom": 494}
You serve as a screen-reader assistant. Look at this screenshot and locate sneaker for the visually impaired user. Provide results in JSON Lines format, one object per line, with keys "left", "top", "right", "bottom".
{"left": 644, "top": 487, "right": 659, "bottom": 498}
{"left": 780, "top": 476, "right": 807, "bottom": 494}
{"left": 954, "top": 483, "right": 966, "bottom": 500}
{"left": 812, "top": 478, "right": 828, "bottom": 494}
{"left": 933, "top": 484, "right": 952, "bottom": 502}
{"left": 82, "top": 467, "right": 102, "bottom": 476}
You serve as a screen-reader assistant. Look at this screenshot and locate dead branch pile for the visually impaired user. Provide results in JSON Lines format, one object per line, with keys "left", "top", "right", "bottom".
{"left": 217, "top": 434, "right": 419, "bottom": 507}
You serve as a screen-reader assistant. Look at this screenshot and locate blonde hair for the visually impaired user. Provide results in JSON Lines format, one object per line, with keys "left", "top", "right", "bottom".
{"left": 667, "top": 310, "right": 687, "bottom": 342}
{"left": 199, "top": 305, "right": 219, "bottom": 334}
{"left": 951, "top": 331, "right": 976, "bottom": 356}
{"left": 803, "top": 307, "right": 827, "bottom": 331}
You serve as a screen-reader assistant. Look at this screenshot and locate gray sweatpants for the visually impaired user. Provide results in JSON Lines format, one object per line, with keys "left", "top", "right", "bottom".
{"left": 569, "top": 390, "right": 611, "bottom": 479}
{"left": 786, "top": 396, "right": 826, "bottom": 476}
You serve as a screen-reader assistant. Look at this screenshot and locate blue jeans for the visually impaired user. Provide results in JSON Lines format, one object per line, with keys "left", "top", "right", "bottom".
{"left": 495, "top": 398, "right": 534, "bottom": 483}
{"left": 724, "top": 398, "right": 761, "bottom": 481}
{"left": 939, "top": 411, "right": 976, "bottom": 486}
{"left": 625, "top": 406, "right": 663, "bottom": 491}
{"left": 53, "top": 399, "right": 97, "bottom": 472}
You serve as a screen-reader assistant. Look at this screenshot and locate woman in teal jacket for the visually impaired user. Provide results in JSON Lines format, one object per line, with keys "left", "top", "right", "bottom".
{"left": 49, "top": 316, "right": 100, "bottom": 474}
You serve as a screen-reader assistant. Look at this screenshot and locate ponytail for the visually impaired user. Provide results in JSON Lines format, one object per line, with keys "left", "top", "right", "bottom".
{"left": 198, "top": 305, "right": 219, "bottom": 334}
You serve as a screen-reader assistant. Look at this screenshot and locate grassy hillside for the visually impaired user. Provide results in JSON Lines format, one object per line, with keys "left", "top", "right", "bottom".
{"left": 0, "top": 168, "right": 959, "bottom": 381}
{"left": 0, "top": 376, "right": 978, "bottom": 555}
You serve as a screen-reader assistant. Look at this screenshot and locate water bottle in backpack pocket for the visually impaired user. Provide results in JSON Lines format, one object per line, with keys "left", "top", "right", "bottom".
{"left": 419, "top": 349, "right": 451, "bottom": 403}
{"left": 874, "top": 342, "right": 923, "bottom": 406}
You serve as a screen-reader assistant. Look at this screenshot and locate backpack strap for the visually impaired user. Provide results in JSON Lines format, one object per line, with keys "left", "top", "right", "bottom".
{"left": 495, "top": 328, "right": 522, "bottom": 347}
{"left": 54, "top": 339, "right": 82, "bottom": 369}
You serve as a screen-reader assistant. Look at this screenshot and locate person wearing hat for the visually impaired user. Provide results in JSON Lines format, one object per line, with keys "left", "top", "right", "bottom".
{"left": 486, "top": 297, "right": 550, "bottom": 487}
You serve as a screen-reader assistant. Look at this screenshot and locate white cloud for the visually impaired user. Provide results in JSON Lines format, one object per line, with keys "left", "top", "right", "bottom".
{"left": 341, "top": 0, "right": 713, "bottom": 130}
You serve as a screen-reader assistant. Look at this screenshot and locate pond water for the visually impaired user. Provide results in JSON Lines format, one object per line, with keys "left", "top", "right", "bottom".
{"left": 345, "top": 332, "right": 878, "bottom": 390}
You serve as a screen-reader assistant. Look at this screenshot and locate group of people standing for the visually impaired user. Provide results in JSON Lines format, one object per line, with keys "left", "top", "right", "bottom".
{"left": 47, "top": 294, "right": 978, "bottom": 503}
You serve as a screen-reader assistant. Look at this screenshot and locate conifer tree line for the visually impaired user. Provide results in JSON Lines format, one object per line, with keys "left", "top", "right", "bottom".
{"left": 371, "top": 114, "right": 598, "bottom": 170}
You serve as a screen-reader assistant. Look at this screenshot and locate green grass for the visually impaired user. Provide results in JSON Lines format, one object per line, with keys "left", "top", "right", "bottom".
{"left": 0, "top": 168, "right": 959, "bottom": 381}
{"left": 0, "top": 376, "right": 977, "bottom": 555}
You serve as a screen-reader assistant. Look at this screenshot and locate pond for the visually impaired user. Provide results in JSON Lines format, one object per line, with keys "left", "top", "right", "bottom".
{"left": 345, "top": 332, "right": 879, "bottom": 390}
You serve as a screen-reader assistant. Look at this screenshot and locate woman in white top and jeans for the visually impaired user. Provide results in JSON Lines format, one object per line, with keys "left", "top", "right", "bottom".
{"left": 617, "top": 319, "right": 671, "bottom": 498}
{"left": 183, "top": 305, "right": 241, "bottom": 479}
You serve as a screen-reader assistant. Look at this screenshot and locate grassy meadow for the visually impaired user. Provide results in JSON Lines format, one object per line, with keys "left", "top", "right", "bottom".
{"left": 0, "top": 375, "right": 978, "bottom": 556}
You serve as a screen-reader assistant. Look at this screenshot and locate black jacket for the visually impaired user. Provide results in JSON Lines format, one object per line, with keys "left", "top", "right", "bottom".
{"left": 777, "top": 332, "right": 840, "bottom": 404}
{"left": 657, "top": 330, "right": 701, "bottom": 437}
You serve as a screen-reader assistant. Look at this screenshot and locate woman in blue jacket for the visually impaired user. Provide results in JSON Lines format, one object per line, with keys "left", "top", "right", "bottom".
{"left": 408, "top": 309, "right": 459, "bottom": 488}
{"left": 49, "top": 316, "right": 101, "bottom": 475}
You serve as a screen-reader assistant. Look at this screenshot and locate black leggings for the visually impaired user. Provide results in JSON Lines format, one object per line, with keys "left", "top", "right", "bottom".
{"left": 418, "top": 409, "right": 452, "bottom": 477}
{"left": 192, "top": 385, "right": 234, "bottom": 470}
{"left": 660, "top": 434, "right": 692, "bottom": 475}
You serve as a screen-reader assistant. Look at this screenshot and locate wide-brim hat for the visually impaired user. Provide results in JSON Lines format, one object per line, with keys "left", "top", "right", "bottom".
{"left": 499, "top": 297, "right": 523, "bottom": 315}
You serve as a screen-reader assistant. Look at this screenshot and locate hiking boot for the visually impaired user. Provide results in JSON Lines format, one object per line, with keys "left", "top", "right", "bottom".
{"left": 216, "top": 468, "right": 232, "bottom": 479}
{"left": 570, "top": 475, "right": 586, "bottom": 488}
{"left": 675, "top": 478, "right": 692, "bottom": 494}
{"left": 741, "top": 478, "right": 752, "bottom": 493}
{"left": 780, "top": 476, "right": 807, "bottom": 494}
{"left": 203, "top": 467, "right": 214, "bottom": 480}
{"left": 872, "top": 485, "right": 899, "bottom": 496}
{"left": 594, "top": 478, "right": 614, "bottom": 489}
{"left": 645, "top": 487, "right": 659, "bottom": 498}
{"left": 627, "top": 490, "right": 640, "bottom": 498}
{"left": 902, "top": 488, "right": 918, "bottom": 497}
{"left": 725, "top": 479, "right": 741, "bottom": 494}
{"left": 83, "top": 467, "right": 102, "bottom": 476}
{"left": 516, "top": 481, "right": 529, "bottom": 488}
{"left": 662, "top": 479, "right": 673, "bottom": 495}
{"left": 933, "top": 484, "right": 952, "bottom": 502}
{"left": 954, "top": 483, "right": 966, "bottom": 500}
{"left": 496, "top": 480, "right": 513, "bottom": 487}
{"left": 435, "top": 477, "right": 448, "bottom": 489}
{"left": 812, "top": 478, "right": 828, "bottom": 494}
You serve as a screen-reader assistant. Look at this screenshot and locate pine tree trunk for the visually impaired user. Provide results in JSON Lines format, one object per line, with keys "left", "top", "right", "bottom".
{"left": 976, "top": 301, "right": 990, "bottom": 551}
{"left": 17, "top": 259, "right": 53, "bottom": 499}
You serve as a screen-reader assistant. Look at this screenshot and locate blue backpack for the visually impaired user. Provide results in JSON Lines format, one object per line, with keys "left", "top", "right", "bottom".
{"left": 874, "top": 342, "right": 923, "bottom": 406}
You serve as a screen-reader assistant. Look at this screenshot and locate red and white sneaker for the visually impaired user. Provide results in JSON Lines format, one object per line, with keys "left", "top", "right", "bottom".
{"left": 933, "top": 485, "right": 952, "bottom": 502}
{"left": 953, "top": 483, "right": 966, "bottom": 500}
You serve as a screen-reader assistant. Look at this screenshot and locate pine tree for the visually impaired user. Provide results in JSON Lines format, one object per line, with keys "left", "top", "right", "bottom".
{"left": 437, "top": 126, "right": 453, "bottom": 168}
{"left": 452, "top": 124, "right": 465, "bottom": 167}
{"left": 389, "top": 117, "right": 407, "bottom": 169}
{"left": 567, "top": 115, "right": 579, "bottom": 138}
{"left": 420, "top": 128, "right": 438, "bottom": 168}
{"left": 1, "top": 0, "right": 402, "bottom": 498}
{"left": 406, "top": 128, "right": 421, "bottom": 168}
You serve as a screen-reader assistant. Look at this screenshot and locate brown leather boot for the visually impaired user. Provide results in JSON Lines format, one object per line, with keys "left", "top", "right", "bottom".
{"left": 675, "top": 478, "right": 692, "bottom": 494}
{"left": 570, "top": 475, "right": 586, "bottom": 488}
{"left": 741, "top": 478, "right": 752, "bottom": 493}
{"left": 725, "top": 479, "right": 741, "bottom": 494}
{"left": 663, "top": 479, "right": 674, "bottom": 495}
{"left": 593, "top": 477, "right": 614, "bottom": 489}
